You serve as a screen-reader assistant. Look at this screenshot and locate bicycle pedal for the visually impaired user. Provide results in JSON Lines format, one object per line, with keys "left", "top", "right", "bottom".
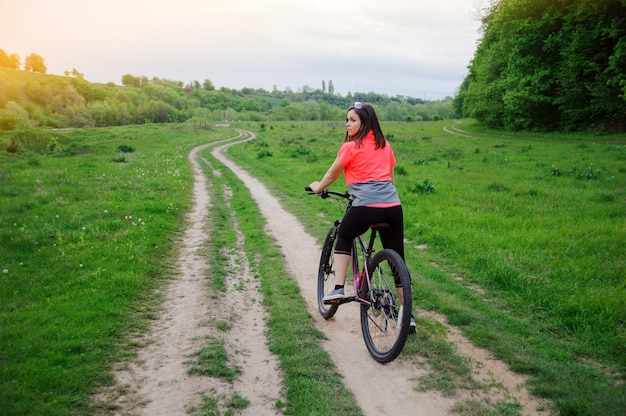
{"left": 324, "top": 296, "right": 355, "bottom": 305}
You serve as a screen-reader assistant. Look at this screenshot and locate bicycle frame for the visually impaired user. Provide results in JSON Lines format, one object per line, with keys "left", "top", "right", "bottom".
{"left": 309, "top": 186, "right": 413, "bottom": 363}
{"left": 332, "top": 215, "right": 385, "bottom": 307}
{"left": 307, "top": 187, "right": 391, "bottom": 306}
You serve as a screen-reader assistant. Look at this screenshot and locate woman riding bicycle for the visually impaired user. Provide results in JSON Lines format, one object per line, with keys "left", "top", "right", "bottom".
{"left": 309, "top": 102, "right": 414, "bottom": 330}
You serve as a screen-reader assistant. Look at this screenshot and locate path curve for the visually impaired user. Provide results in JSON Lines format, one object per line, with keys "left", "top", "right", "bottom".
{"left": 443, "top": 124, "right": 473, "bottom": 137}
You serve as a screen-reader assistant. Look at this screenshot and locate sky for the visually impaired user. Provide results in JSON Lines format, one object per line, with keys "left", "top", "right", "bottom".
{"left": 0, "top": 0, "right": 490, "bottom": 100}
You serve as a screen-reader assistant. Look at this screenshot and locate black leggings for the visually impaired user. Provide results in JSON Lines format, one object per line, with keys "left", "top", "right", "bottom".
{"left": 334, "top": 205, "right": 405, "bottom": 261}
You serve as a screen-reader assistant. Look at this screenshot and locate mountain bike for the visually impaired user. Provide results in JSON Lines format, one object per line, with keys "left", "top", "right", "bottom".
{"left": 306, "top": 187, "right": 413, "bottom": 363}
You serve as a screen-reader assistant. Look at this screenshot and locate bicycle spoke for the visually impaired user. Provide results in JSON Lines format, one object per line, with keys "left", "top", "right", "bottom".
{"left": 360, "top": 249, "right": 412, "bottom": 363}
{"left": 364, "top": 289, "right": 400, "bottom": 348}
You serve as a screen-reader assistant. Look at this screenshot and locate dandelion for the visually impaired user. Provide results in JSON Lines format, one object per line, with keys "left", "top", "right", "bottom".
{"left": 104, "top": 209, "right": 108, "bottom": 213}
{"left": 2, "top": 269, "right": 7, "bottom": 274}
{"left": 82, "top": 227, "right": 86, "bottom": 230}
{"left": 79, "top": 264, "right": 83, "bottom": 268}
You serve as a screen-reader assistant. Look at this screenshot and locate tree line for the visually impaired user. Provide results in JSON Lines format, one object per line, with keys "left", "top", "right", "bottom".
{"left": 454, "top": 0, "right": 626, "bottom": 132}
{"left": 6, "top": 0, "right": 626, "bottom": 135}
{"left": 0, "top": 59, "right": 455, "bottom": 130}
{"left": 0, "top": 49, "right": 47, "bottom": 74}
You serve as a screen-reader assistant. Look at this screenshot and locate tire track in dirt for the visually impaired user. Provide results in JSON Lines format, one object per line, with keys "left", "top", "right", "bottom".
{"left": 94, "top": 133, "right": 284, "bottom": 415}
{"left": 443, "top": 124, "right": 473, "bottom": 137}
{"left": 208, "top": 167, "right": 285, "bottom": 415}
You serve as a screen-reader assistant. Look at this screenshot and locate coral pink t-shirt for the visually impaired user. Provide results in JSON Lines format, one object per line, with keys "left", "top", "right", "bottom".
{"left": 337, "top": 131, "right": 400, "bottom": 207}
{"left": 338, "top": 131, "right": 396, "bottom": 186}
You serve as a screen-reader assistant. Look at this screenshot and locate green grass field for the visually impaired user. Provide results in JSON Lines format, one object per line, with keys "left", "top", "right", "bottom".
{"left": 225, "top": 120, "right": 626, "bottom": 415}
{"left": 0, "top": 124, "right": 232, "bottom": 415}
{"left": 1, "top": 120, "right": 624, "bottom": 415}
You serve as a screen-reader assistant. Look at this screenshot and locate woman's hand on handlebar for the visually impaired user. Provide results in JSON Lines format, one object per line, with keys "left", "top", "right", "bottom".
{"left": 305, "top": 186, "right": 349, "bottom": 201}
{"left": 308, "top": 181, "right": 322, "bottom": 195}
{"left": 305, "top": 183, "right": 329, "bottom": 198}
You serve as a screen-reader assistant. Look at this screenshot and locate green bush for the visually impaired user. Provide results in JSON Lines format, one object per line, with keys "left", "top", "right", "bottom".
{"left": 116, "top": 144, "right": 135, "bottom": 153}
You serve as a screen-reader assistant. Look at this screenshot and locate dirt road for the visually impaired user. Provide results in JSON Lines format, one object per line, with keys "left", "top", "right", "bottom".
{"left": 97, "top": 129, "right": 547, "bottom": 415}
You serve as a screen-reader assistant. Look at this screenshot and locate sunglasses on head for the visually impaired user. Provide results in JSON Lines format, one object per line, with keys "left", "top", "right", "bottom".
{"left": 353, "top": 102, "right": 364, "bottom": 109}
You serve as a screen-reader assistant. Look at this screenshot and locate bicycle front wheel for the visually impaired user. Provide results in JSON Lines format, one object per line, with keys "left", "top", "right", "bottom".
{"left": 317, "top": 226, "right": 339, "bottom": 319}
{"left": 360, "top": 249, "right": 412, "bottom": 363}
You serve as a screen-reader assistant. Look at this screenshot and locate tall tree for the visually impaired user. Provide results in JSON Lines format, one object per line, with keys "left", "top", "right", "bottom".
{"left": 555, "top": 0, "right": 626, "bottom": 130}
{"left": 121, "top": 74, "right": 142, "bottom": 87}
{"left": 0, "top": 49, "right": 20, "bottom": 69}
{"left": 24, "top": 53, "right": 46, "bottom": 73}
{"left": 202, "top": 79, "right": 215, "bottom": 91}
{"left": 455, "top": 0, "right": 626, "bottom": 132}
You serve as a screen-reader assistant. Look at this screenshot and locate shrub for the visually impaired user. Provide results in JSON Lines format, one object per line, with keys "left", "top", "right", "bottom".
{"left": 116, "top": 144, "right": 135, "bottom": 153}
{"left": 0, "top": 113, "right": 18, "bottom": 130}
{"left": 568, "top": 163, "right": 603, "bottom": 180}
{"left": 257, "top": 149, "right": 272, "bottom": 159}
{"left": 46, "top": 138, "right": 59, "bottom": 153}
{"left": 6, "top": 138, "right": 19, "bottom": 153}
{"left": 406, "top": 179, "right": 435, "bottom": 195}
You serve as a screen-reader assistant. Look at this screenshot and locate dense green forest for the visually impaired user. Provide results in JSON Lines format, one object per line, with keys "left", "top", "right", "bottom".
{"left": 0, "top": 65, "right": 454, "bottom": 131}
{"left": 454, "top": 0, "right": 626, "bottom": 132}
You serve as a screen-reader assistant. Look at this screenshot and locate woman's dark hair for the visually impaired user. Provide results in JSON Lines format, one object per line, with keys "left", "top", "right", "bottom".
{"left": 345, "top": 102, "right": 386, "bottom": 149}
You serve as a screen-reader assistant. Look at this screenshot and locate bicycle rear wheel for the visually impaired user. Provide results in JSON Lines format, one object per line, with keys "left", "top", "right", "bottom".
{"left": 317, "top": 226, "right": 339, "bottom": 319}
{"left": 360, "top": 249, "right": 412, "bottom": 363}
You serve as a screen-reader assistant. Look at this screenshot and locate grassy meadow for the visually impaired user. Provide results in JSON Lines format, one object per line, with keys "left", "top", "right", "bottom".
{"left": 0, "top": 120, "right": 624, "bottom": 415}
{"left": 225, "top": 120, "right": 626, "bottom": 414}
{"left": 0, "top": 124, "right": 232, "bottom": 414}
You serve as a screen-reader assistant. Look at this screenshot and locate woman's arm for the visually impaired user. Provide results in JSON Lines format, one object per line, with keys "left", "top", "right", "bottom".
{"left": 309, "top": 157, "right": 344, "bottom": 194}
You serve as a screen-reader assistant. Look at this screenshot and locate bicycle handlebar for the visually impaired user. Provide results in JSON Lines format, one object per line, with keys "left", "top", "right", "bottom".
{"left": 304, "top": 187, "right": 351, "bottom": 200}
